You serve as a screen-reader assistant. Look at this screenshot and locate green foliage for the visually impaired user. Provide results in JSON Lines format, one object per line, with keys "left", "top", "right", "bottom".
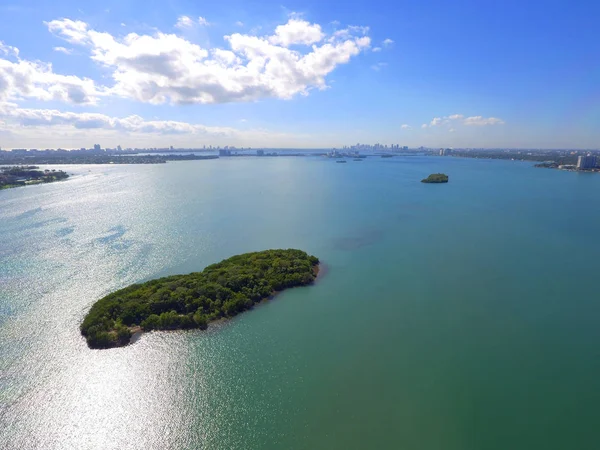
{"left": 81, "top": 249, "right": 319, "bottom": 348}
{"left": 193, "top": 310, "right": 208, "bottom": 330}
{"left": 0, "top": 166, "right": 69, "bottom": 190}
{"left": 421, "top": 173, "right": 449, "bottom": 183}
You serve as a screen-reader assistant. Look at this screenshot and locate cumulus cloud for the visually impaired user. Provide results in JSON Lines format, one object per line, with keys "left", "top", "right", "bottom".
{"left": 53, "top": 46, "right": 73, "bottom": 54}
{"left": 425, "top": 114, "right": 505, "bottom": 128}
{"left": 198, "top": 16, "right": 210, "bottom": 26}
{"left": 382, "top": 38, "right": 394, "bottom": 47}
{"left": 175, "top": 15, "right": 195, "bottom": 29}
{"left": 46, "top": 17, "right": 370, "bottom": 105}
{"left": 269, "top": 19, "right": 324, "bottom": 46}
{"left": 0, "top": 48, "right": 103, "bottom": 104}
{"left": 372, "top": 47, "right": 382, "bottom": 52}
{"left": 401, "top": 124, "right": 412, "bottom": 130}
{"left": 235, "top": 21, "right": 244, "bottom": 27}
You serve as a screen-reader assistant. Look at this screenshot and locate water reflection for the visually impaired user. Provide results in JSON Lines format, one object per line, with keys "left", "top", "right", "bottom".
{"left": 2, "top": 158, "right": 600, "bottom": 449}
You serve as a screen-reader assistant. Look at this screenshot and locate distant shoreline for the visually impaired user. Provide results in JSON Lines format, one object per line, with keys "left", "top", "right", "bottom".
{"left": 0, "top": 166, "right": 69, "bottom": 190}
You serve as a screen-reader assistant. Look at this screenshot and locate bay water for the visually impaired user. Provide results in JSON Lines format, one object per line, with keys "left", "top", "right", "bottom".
{"left": 1, "top": 156, "right": 599, "bottom": 449}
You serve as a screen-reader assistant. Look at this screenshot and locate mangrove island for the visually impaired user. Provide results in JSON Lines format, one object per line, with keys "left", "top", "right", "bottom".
{"left": 421, "top": 173, "right": 449, "bottom": 183}
{"left": 1, "top": 166, "right": 69, "bottom": 190}
{"left": 81, "top": 249, "right": 320, "bottom": 349}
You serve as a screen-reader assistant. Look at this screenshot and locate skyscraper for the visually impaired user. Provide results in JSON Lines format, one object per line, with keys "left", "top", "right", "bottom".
{"left": 577, "top": 155, "right": 597, "bottom": 170}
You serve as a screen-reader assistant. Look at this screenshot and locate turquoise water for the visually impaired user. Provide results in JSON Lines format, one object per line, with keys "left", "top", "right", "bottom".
{"left": 1, "top": 156, "right": 599, "bottom": 449}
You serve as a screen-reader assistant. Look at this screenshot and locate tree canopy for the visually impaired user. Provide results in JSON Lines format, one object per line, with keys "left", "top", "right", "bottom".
{"left": 421, "top": 173, "right": 449, "bottom": 183}
{"left": 0, "top": 166, "right": 69, "bottom": 190}
{"left": 81, "top": 249, "right": 319, "bottom": 349}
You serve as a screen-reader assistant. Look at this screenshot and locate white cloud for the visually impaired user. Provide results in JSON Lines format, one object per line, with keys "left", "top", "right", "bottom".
{"left": 46, "top": 18, "right": 89, "bottom": 44}
{"left": 332, "top": 26, "right": 369, "bottom": 41}
{"left": 401, "top": 124, "right": 412, "bottom": 130}
{"left": 269, "top": 19, "right": 324, "bottom": 46}
{"left": 0, "top": 102, "right": 299, "bottom": 148}
{"left": 235, "top": 21, "right": 244, "bottom": 27}
{"left": 53, "top": 46, "right": 73, "bottom": 54}
{"left": 0, "top": 102, "right": 236, "bottom": 136}
{"left": 46, "top": 17, "right": 370, "bottom": 105}
{"left": 372, "top": 47, "right": 382, "bottom": 52}
{"left": 0, "top": 47, "right": 103, "bottom": 104}
{"left": 424, "top": 114, "right": 505, "bottom": 128}
{"left": 198, "top": 16, "right": 210, "bottom": 26}
{"left": 175, "top": 15, "right": 194, "bottom": 29}
{"left": 421, "top": 124, "right": 428, "bottom": 129}
{"left": 348, "top": 25, "right": 370, "bottom": 35}
{"left": 371, "top": 62, "right": 387, "bottom": 71}
{"left": 0, "top": 41, "right": 19, "bottom": 57}
{"left": 382, "top": 38, "right": 394, "bottom": 47}
{"left": 463, "top": 115, "right": 504, "bottom": 126}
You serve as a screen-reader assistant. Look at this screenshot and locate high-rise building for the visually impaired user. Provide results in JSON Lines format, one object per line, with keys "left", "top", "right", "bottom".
{"left": 577, "top": 155, "right": 597, "bottom": 170}
{"left": 93, "top": 144, "right": 101, "bottom": 152}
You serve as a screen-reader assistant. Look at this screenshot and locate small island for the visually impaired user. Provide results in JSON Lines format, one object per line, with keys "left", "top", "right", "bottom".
{"left": 81, "top": 249, "right": 320, "bottom": 349}
{"left": 421, "top": 173, "right": 449, "bottom": 183}
{"left": 0, "top": 166, "right": 69, "bottom": 190}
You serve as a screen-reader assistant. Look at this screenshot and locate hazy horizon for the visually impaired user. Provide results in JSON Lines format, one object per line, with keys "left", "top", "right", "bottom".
{"left": 2, "top": 146, "right": 599, "bottom": 152}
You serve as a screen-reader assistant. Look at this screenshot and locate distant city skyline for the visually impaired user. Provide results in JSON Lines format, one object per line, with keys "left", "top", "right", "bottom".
{"left": 1, "top": 0, "right": 599, "bottom": 149}
{"left": 4, "top": 144, "right": 599, "bottom": 153}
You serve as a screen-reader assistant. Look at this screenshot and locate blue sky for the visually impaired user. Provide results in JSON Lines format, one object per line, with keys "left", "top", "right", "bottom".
{"left": 0, "top": 0, "right": 598, "bottom": 149}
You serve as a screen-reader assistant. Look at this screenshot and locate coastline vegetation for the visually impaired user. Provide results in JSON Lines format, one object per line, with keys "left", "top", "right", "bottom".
{"left": 0, "top": 166, "right": 69, "bottom": 190}
{"left": 421, "top": 173, "right": 449, "bottom": 183}
{"left": 81, "top": 249, "right": 320, "bottom": 349}
{"left": 0, "top": 154, "right": 218, "bottom": 165}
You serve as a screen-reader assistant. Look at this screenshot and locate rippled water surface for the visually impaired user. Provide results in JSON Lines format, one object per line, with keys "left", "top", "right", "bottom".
{"left": 1, "top": 157, "right": 600, "bottom": 449}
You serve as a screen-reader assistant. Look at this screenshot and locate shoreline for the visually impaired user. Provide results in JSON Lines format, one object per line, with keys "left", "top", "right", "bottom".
{"left": 313, "top": 262, "right": 328, "bottom": 282}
